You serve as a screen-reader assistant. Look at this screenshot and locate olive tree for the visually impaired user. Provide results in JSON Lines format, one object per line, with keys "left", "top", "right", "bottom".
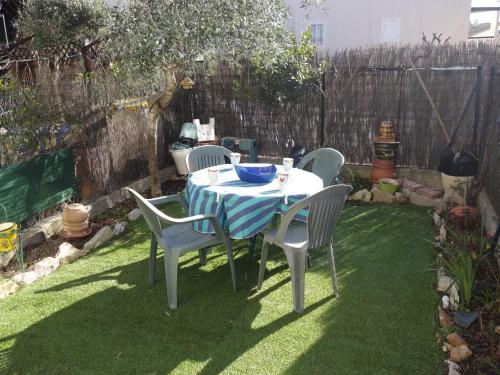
{"left": 107, "top": 0, "right": 314, "bottom": 195}
{"left": 17, "top": 0, "right": 108, "bottom": 123}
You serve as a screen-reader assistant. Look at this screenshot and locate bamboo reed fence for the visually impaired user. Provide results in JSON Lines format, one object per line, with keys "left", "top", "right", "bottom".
{"left": 0, "top": 41, "right": 499, "bottom": 210}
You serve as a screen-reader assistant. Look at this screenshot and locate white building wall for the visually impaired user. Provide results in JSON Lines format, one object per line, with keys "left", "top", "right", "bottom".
{"left": 286, "top": 0, "right": 472, "bottom": 52}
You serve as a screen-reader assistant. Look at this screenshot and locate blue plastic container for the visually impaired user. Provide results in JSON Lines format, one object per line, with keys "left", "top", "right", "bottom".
{"left": 234, "top": 164, "right": 277, "bottom": 184}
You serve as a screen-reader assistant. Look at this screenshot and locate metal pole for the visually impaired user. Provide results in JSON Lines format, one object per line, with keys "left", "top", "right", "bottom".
{"left": 472, "top": 65, "right": 483, "bottom": 154}
{"left": 319, "top": 72, "right": 326, "bottom": 147}
{"left": 409, "top": 60, "right": 451, "bottom": 144}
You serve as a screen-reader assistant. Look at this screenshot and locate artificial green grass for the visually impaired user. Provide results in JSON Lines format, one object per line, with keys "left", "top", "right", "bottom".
{"left": 0, "top": 203, "right": 440, "bottom": 374}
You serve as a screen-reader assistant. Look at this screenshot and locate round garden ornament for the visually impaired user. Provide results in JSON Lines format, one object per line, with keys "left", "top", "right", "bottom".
{"left": 180, "top": 77, "right": 194, "bottom": 90}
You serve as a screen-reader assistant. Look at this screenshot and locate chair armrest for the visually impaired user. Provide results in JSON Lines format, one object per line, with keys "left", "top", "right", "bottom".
{"left": 148, "top": 194, "right": 188, "bottom": 212}
{"left": 157, "top": 212, "right": 216, "bottom": 226}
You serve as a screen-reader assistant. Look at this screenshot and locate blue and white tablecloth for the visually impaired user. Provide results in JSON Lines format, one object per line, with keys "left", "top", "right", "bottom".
{"left": 186, "top": 164, "right": 323, "bottom": 239}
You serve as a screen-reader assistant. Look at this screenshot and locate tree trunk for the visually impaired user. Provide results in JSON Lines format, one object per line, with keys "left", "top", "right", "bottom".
{"left": 146, "top": 67, "right": 179, "bottom": 197}
{"left": 50, "top": 59, "right": 65, "bottom": 124}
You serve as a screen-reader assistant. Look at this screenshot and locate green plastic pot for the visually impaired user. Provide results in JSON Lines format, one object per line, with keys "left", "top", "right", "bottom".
{"left": 378, "top": 178, "right": 399, "bottom": 195}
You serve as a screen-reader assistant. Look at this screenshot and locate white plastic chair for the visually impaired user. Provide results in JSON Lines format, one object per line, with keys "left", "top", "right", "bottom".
{"left": 127, "top": 188, "right": 236, "bottom": 309}
{"left": 297, "top": 148, "right": 345, "bottom": 187}
{"left": 257, "top": 184, "right": 352, "bottom": 313}
{"left": 186, "top": 145, "right": 232, "bottom": 173}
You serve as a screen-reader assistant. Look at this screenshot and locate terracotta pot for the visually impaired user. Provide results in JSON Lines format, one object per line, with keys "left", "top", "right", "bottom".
{"left": 449, "top": 205, "right": 478, "bottom": 230}
{"left": 371, "top": 159, "right": 396, "bottom": 183}
{"left": 62, "top": 204, "right": 89, "bottom": 233}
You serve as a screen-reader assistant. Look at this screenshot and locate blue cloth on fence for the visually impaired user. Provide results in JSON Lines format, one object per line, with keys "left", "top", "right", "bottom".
{"left": 186, "top": 164, "right": 323, "bottom": 239}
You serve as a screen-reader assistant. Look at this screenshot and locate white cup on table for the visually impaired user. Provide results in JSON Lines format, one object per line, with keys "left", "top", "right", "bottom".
{"left": 207, "top": 168, "right": 219, "bottom": 185}
{"left": 283, "top": 158, "right": 294, "bottom": 172}
{"left": 277, "top": 171, "right": 290, "bottom": 204}
{"left": 230, "top": 152, "right": 241, "bottom": 166}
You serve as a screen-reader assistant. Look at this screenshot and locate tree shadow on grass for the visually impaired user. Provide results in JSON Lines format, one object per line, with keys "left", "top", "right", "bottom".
{"left": 0, "top": 204, "right": 439, "bottom": 374}
{"left": 0, "top": 228, "right": 328, "bottom": 374}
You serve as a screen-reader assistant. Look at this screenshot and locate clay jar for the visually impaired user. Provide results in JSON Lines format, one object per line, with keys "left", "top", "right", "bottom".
{"left": 371, "top": 159, "right": 396, "bottom": 183}
{"left": 62, "top": 203, "right": 89, "bottom": 234}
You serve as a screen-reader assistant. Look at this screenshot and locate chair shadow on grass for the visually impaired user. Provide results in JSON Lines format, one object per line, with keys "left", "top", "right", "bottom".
{"left": 0, "top": 225, "right": 329, "bottom": 374}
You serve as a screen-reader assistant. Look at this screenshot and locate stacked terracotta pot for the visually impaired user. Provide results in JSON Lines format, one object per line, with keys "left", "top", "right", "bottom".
{"left": 60, "top": 203, "right": 91, "bottom": 238}
{"left": 371, "top": 121, "right": 400, "bottom": 183}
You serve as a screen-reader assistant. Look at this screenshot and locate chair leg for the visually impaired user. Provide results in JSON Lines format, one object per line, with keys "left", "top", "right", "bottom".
{"left": 284, "top": 248, "right": 307, "bottom": 313}
{"left": 149, "top": 234, "right": 158, "bottom": 286}
{"left": 198, "top": 248, "right": 208, "bottom": 265}
{"left": 257, "top": 241, "right": 270, "bottom": 290}
{"left": 327, "top": 243, "right": 339, "bottom": 297}
{"left": 224, "top": 238, "right": 237, "bottom": 292}
{"left": 164, "top": 250, "right": 180, "bottom": 309}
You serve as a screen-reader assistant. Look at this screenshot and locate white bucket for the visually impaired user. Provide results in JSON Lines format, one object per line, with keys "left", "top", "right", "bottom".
{"left": 441, "top": 173, "right": 475, "bottom": 205}
{"left": 170, "top": 148, "right": 192, "bottom": 176}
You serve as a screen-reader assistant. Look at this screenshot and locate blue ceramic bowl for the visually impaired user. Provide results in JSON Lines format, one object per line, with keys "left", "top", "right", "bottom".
{"left": 234, "top": 164, "right": 277, "bottom": 183}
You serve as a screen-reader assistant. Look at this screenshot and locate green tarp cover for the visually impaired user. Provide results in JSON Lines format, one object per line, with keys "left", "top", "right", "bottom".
{"left": 0, "top": 149, "right": 75, "bottom": 223}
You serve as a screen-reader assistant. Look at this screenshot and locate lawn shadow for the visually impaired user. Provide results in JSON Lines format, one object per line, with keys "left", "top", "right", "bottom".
{"left": 0, "top": 203, "right": 439, "bottom": 374}
{"left": 1, "top": 223, "right": 327, "bottom": 374}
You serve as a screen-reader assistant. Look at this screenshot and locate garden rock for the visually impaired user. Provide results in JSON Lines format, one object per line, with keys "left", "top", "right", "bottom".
{"left": 22, "top": 231, "right": 46, "bottom": 249}
{"left": 109, "top": 189, "right": 129, "bottom": 206}
{"left": 89, "top": 196, "right": 111, "bottom": 217}
{"left": 437, "top": 276, "right": 453, "bottom": 292}
{"left": 447, "top": 333, "right": 467, "bottom": 347}
{"left": 112, "top": 222, "right": 127, "bottom": 236}
{"left": 40, "top": 215, "right": 63, "bottom": 238}
{"left": 450, "top": 345, "right": 472, "bottom": 363}
{"left": 56, "top": 242, "right": 87, "bottom": 264}
{"left": 34, "top": 257, "right": 60, "bottom": 277}
{"left": 442, "top": 295, "right": 450, "bottom": 309}
{"left": 83, "top": 226, "right": 113, "bottom": 251}
{"left": 439, "top": 307, "right": 453, "bottom": 327}
{"left": 0, "top": 280, "right": 19, "bottom": 299}
{"left": 0, "top": 250, "right": 15, "bottom": 267}
{"left": 436, "top": 225, "right": 447, "bottom": 244}
{"left": 437, "top": 267, "right": 446, "bottom": 278}
{"left": 372, "top": 190, "right": 395, "bottom": 204}
{"left": 349, "top": 189, "right": 371, "bottom": 202}
{"left": 400, "top": 179, "right": 424, "bottom": 192}
{"left": 433, "top": 212, "right": 442, "bottom": 227}
{"left": 449, "top": 284, "right": 460, "bottom": 309}
{"left": 394, "top": 192, "right": 407, "bottom": 203}
{"left": 409, "top": 191, "right": 442, "bottom": 208}
{"left": 13, "top": 271, "right": 37, "bottom": 285}
{"left": 128, "top": 208, "right": 142, "bottom": 221}
{"left": 495, "top": 326, "right": 500, "bottom": 335}
{"left": 445, "top": 360, "right": 460, "bottom": 375}
{"left": 415, "top": 186, "right": 444, "bottom": 199}
{"left": 451, "top": 311, "right": 479, "bottom": 328}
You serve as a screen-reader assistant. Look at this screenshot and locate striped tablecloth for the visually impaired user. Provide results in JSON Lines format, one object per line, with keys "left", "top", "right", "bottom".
{"left": 186, "top": 164, "right": 323, "bottom": 239}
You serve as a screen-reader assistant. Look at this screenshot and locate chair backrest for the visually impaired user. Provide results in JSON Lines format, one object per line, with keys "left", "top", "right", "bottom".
{"left": 306, "top": 184, "right": 351, "bottom": 249}
{"left": 127, "top": 188, "right": 168, "bottom": 241}
{"left": 186, "top": 145, "right": 232, "bottom": 173}
{"left": 297, "top": 148, "right": 345, "bottom": 187}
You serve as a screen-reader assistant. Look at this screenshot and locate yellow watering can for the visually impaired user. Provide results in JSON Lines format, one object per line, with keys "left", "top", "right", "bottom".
{"left": 0, "top": 222, "right": 18, "bottom": 252}
{"left": 0, "top": 205, "right": 18, "bottom": 252}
